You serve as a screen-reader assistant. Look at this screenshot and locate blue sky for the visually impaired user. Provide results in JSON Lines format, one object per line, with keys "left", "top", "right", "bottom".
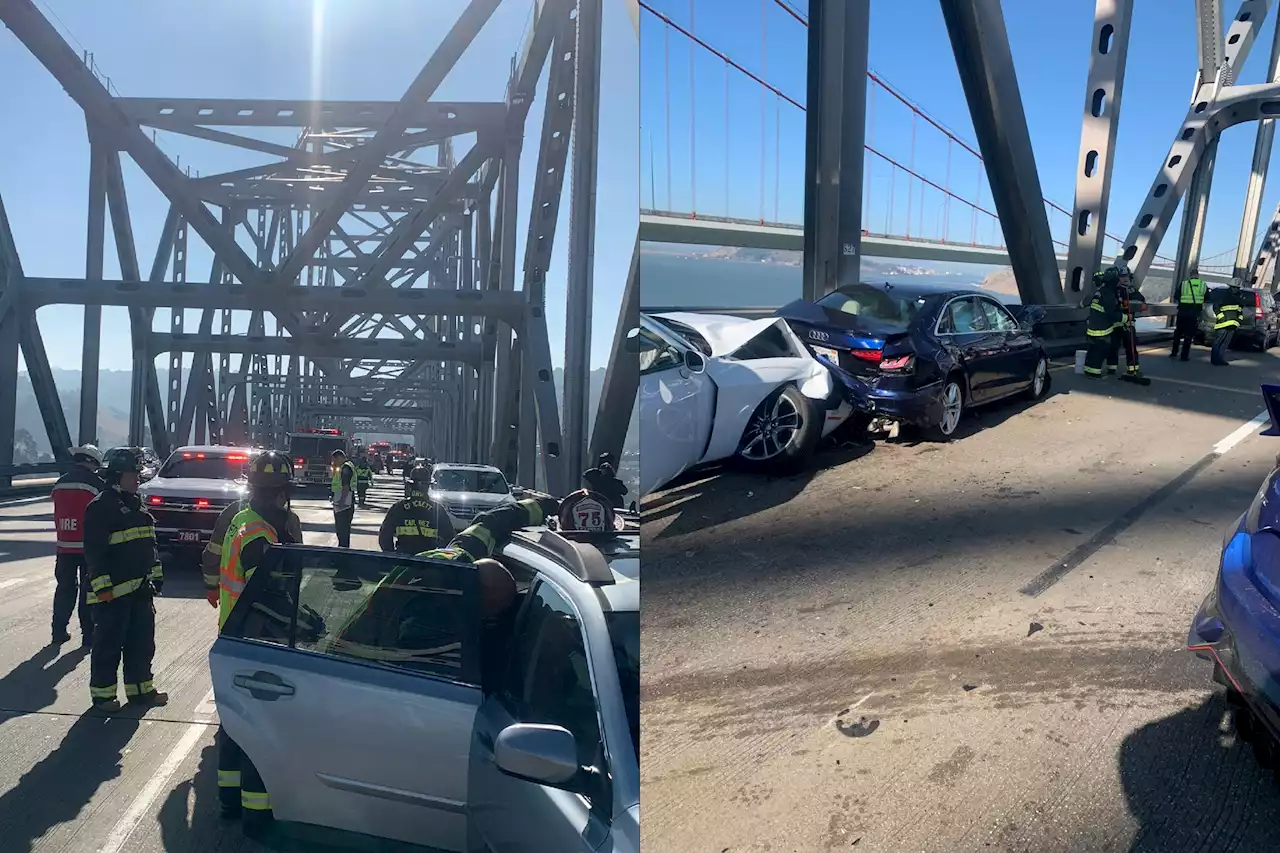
{"left": 639, "top": 0, "right": 1280, "bottom": 268}
{"left": 1, "top": 0, "right": 637, "bottom": 374}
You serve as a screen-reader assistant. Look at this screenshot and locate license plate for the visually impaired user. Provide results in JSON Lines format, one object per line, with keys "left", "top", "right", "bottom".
{"left": 812, "top": 345, "right": 839, "bottom": 362}
{"left": 177, "top": 531, "right": 201, "bottom": 543}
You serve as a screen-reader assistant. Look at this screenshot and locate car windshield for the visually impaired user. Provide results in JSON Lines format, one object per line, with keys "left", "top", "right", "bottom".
{"left": 160, "top": 451, "right": 249, "bottom": 480}
{"left": 815, "top": 284, "right": 924, "bottom": 332}
{"left": 431, "top": 469, "right": 509, "bottom": 494}
{"left": 290, "top": 435, "right": 347, "bottom": 459}
{"left": 605, "top": 609, "right": 639, "bottom": 764}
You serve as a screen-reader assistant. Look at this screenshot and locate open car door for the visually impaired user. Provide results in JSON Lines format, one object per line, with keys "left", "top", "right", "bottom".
{"left": 210, "top": 545, "right": 484, "bottom": 850}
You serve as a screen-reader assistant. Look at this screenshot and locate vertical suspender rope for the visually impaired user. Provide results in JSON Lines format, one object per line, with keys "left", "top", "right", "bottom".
{"left": 664, "top": 22, "right": 672, "bottom": 210}
{"left": 943, "top": 139, "right": 952, "bottom": 243}
{"left": 774, "top": 93, "right": 780, "bottom": 223}
{"left": 905, "top": 112, "right": 917, "bottom": 239}
{"left": 760, "top": 0, "right": 767, "bottom": 224}
{"left": 724, "top": 57, "right": 730, "bottom": 217}
{"left": 864, "top": 79, "right": 875, "bottom": 229}
{"left": 689, "top": 0, "right": 696, "bottom": 215}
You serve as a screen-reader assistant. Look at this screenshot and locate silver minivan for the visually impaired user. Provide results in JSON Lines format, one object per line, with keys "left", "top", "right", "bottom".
{"left": 209, "top": 527, "right": 639, "bottom": 851}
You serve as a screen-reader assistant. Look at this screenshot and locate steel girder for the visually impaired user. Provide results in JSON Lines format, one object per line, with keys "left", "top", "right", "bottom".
{"left": 80, "top": 138, "right": 107, "bottom": 444}
{"left": 1235, "top": 8, "right": 1280, "bottom": 278}
{"left": 1250, "top": 197, "right": 1280, "bottom": 288}
{"left": 801, "top": 0, "right": 869, "bottom": 304}
{"left": 149, "top": 333, "right": 486, "bottom": 365}
{"left": 1117, "top": 0, "right": 1272, "bottom": 287}
{"left": 940, "top": 0, "right": 1063, "bottom": 305}
{"left": 1066, "top": 0, "right": 1134, "bottom": 296}
{"left": 589, "top": 239, "right": 639, "bottom": 467}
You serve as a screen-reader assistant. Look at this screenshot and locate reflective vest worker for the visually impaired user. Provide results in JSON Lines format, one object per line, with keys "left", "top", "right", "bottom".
{"left": 1083, "top": 267, "right": 1124, "bottom": 378}
{"left": 379, "top": 464, "right": 454, "bottom": 554}
{"left": 1172, "top": 270, "right": 1208, "bottom": 361}
{"left": 84, "top": 447, "right": 166, "bottom": 713}
{"left": 218, "top": 451, "right": 299, "bottom": 629}
{"left": 355, "top": 456, "right": 373, "bottom": 507}
{"left": 202, "top": 495, "right": 302, "bottom": 610}
{"left": 1211, "top": 279, "right": 1246, "bottom": 367}
{"left": 331, "top": 449, "right": 356, "bottom": 548}
{"left": 51, "top": 444, "right": 105, "bottom": 647}
{"left": 215, "top": 449, "right": 298, "bottom": 826}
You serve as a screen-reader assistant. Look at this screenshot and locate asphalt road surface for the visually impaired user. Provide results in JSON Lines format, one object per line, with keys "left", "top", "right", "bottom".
{"left": 0, "top": 475, "right": 432, "bottom": 853}
{"left": 641, "top": 341, "right": 1280, "bottom": 853}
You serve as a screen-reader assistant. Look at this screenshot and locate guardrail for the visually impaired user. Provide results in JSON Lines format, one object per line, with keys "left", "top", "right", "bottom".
{"left": 0, "top": 463, "right": 66, "bottom": 498}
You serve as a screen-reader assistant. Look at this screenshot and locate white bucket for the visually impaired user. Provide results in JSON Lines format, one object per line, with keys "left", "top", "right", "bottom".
{"left": 1074, "top": 350, "right": 1086, "bottom": 375}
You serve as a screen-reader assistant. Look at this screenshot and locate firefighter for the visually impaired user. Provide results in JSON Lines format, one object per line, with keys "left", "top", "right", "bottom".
{"left": 201, "top": 464, "right": 303, "bottom": 610}
{"left": 51, "top": 444, "right": 105, "bottom": 647}
{"left": 378, "top": 464, "right": 454, "bottom": 553}
{"left": 84, "top": 447, "right": 166, "bottom": 713}
{"left": 582, "top": 452, "right": 628, "bottom": 508}
{"left": 1113, "top": 263, "right": 1143, "bottom": 379}
{"left": 1171, "top": 267, "right": 1208, "bottom": 361}
{"left": 215, "top": 450, "right": 299, "bottom": 828}
{"left": 1084, "top": 266, "right": 1124, "bottom": 378}
{"left": 330, "top": 448, "right": 356, "bottom": 547}
{"left": 1211, "top": 278, "right": 1246, "bottom": 366}
{"left": 354, "top": 452, "right": 374, "bottom": 507}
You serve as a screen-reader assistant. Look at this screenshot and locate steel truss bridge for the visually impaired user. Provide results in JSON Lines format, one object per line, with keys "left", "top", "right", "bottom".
{"left": 638, "top": 0, "right": 1280, "bottom": 323}
{"left": 0, "top": 0, "right": 641, "bottom": 496}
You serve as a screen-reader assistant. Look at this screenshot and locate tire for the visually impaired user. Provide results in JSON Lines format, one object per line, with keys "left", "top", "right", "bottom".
{"left": 1235, "top": 704, "right": 1257, "bottom": 741}
{"left": 1023, "top": 355, "right": 1051, "bottom": 401}
{"left": 735, "top": 385, "right": 822, "bottom": 474}
{"left": 922, "top": 375, "right": 965, "bottom": 442}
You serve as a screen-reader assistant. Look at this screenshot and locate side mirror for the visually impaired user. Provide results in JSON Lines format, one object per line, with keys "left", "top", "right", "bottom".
{"left": 493, "top": 723, "right": 580, "bottom": 787}
{"left": 683, "top": 350, "right": 706, "bottom": 374}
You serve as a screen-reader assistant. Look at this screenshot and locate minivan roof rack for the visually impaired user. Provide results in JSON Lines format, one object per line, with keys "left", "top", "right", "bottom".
{"left": 514, "top": 528, "right": 616, "bottom": 585}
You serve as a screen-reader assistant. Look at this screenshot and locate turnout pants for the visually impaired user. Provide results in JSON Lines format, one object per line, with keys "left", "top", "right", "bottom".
{"left": 1172, "top": 306, "right": 1200, "bottom": 359}
{"left": 1212, "top": 327, "right": 1236, "bottom": 364}
{"left": 334, "top": 507, "right": 355, "bottom": 548}
{"left": 88, "top": 590, "right": 157, "bottom": 705}
{"left": 52, "top": 553, "right": 93, "bottom": 640}
{"left": 1083, "top": 332, "right": 1121, "bottom": 376}
{"left": 218, "top": 725, "right": 272, "bottom": 819}
{"left": 357, "top": 483, "right": 369, "bottom": 505}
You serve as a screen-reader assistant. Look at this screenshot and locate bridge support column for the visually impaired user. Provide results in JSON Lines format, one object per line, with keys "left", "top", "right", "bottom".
{"left": 0, "top": 301, "right": 16, "bottom": 490}
{"left": 1236, "top": 8, "right": 1280, "bottom": 280}
{"left": 590, "top": 238, "right": 639, "bottom": 470}
{"left": 1173, "top": 137, "right": 1219, "bottom": 298}
{"left": 801, "top": 0, "right": 868, "bottom": 303}
{"left": 1067, "top": 0, "right": 1134, "bottom": 299}
{"left": 1250, "top": 198, "right": 1280, "bottom": 289}
{"left": 941, "top": 0, "right": 1063, "bottom": 305}
{"left": 80, "top": 138, "right": 107, "bottom": 446}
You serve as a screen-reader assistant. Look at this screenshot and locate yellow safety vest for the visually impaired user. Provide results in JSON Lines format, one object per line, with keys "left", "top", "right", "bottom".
{"left": 1179, "top": 278, "right": 1207, "bottom": 305}
{"left": 332, "top": 461, "right": 355, "bottom": 494}
{"left": 218, "top": 507, "right": 278, "bottom": 629}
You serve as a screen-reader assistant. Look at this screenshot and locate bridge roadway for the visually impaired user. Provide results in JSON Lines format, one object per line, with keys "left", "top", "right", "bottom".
{"left": 0, "top": 475, "right": 432, "bottom": 853}
{"left": 641, "top": 343, "right": 1280, "bottom": 852}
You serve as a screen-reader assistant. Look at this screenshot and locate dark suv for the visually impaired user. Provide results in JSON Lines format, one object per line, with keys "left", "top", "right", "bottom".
{"left": 1198, "top": 285, "right": 1280, "bottom": 350}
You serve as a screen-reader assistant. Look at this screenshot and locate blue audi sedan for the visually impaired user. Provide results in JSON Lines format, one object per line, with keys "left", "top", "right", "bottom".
{"left": 776, "top": 281, "right": 1051, "bottom": 440}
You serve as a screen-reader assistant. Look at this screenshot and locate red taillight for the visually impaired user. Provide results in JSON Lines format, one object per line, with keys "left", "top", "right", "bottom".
{"left": 196, "top": 452, "right": 205, "bottom": 459}
{"left": 148, "top": 496, "right": 162, "bottom": 505}
{"left": 1256, "top": 292, "right": 1263, "bottom": 310}
{"left": 296, "top": 458, "right": 305, "bottom": 466}
{"left": 850, "top": 348, "right": 883, "bottom": 362}
{"left": 195, "top": 498, "right": 210, "bottom": 508}
{"left": 880, "top": 354, "right": 915, "bottom": 372}
{"left": 227, "top": 454, "right": 248, "bottom": 462}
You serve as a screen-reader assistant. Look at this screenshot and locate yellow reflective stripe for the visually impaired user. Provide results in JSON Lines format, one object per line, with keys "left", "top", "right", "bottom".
{"left": 112, "top": 578, "right": 145, "bottom": 598}
{"left": 150, "top": 564, "right": 163, "bottom": 581}
{"left": 395, "top": 524, "right": 419, "bottom": 537}
{"left": 107, "top": 526, "right": 154, "bottom": 545}
{"left": 90, "top": 684, "right": 117, "bottom": 699}
{"left": 90, "top": 574, "right": 113, "bottom": 592}
{"left": 124, "top": 683, "right": 141, "bottom": 697}
{"left": 1090, "top": 302, "right": 1106, "bottom": 313}
{"left": 460, "top": 523, "right": 495, "bottom": 552}
{"left": 218, "top": 770, "right": 242, "bottom": 788}
{"left": 241, "top": 791, "right": 271, "bottom": 810}
{"left": 1086, "top": 326, "right": 1116, "bottom": 337}
{"left": 207, "top": 540, "right": 223, "bottom": 556}
{"left": 1083, "top": 366, "right": 1102, "bottom": 375}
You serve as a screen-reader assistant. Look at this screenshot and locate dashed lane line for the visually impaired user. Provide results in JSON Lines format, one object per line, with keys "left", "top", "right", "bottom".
{"left": 97, "top": 687, "right": 216, "bottom": 853}
{"left": 1020, "top": 409, "right": 1270, "bottom": 597}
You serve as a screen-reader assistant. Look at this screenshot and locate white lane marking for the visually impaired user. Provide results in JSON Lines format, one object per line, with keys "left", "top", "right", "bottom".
{"left": 1214, "top": 410, "right": 1270, "bottom": 456}
{"left": 98, "top": 688, "right": 216, "bottom": 853}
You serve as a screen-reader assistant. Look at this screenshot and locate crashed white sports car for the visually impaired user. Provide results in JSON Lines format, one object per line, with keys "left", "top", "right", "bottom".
{"left": 639, "top": 311, "right": 854, "bottom": 496}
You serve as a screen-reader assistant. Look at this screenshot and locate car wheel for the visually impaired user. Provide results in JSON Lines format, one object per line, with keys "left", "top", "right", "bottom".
{"left": 735, "top": 385, "right": 821, "bottom": 473}
{"left": 1023, "top": 355, "right": 1051, "bottom": 401}
{"left": 923, "top": 376, "right": 965, "bottom": 442}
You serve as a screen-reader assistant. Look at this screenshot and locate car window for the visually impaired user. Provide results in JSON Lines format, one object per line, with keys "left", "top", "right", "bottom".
{"left": 942, "top": 297, "right": 987, "bottom": 334}
{"left": 815, "top": 284, "right": 922, "bottom": 331}
{"left": 223, "top": 546, "right": 482, "bottom": 687}
{"left": 639, "top": 328, "right": 683, "bottom": 374}
{"left": 431, "top": 469, "right": 509, "bottom": 494}
{"left": 503, "top": 579, "right": 607, "bottom": 805}
{"left": 977, "top": 298, "right": 1018, "bottom": 332}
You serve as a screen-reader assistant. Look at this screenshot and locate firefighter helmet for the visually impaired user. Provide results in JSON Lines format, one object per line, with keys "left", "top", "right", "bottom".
{"left": 558, "top": 489, "right": 618, "bottom": 533}
{"left": 407, "top": 465, "right": 432, "bottom": 492}
{"left": 247, "top": 451, "right": 293, "bottom": 488}
{"left": 102, "top": 447, "right": 144, "bottom": 475}
{"left": 69, "top": 444, "right": 104, "bottom": 467}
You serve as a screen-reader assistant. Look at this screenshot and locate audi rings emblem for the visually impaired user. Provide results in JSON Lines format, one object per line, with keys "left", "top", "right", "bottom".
{"left": 809, "top": 330, "right": 831, "bottom": 343}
